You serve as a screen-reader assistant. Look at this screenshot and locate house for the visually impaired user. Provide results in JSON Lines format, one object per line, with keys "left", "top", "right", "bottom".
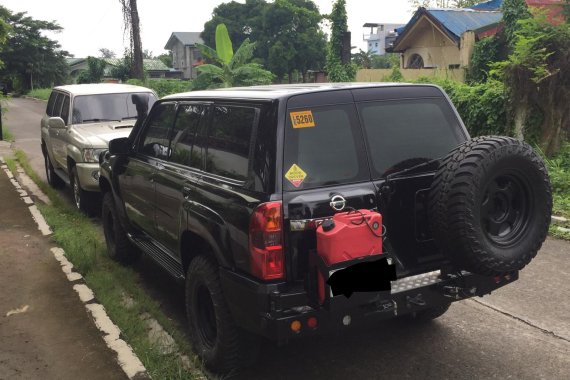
{"left": 362, "top": 23, "right": 405, "bottom": 55}
{"left": 164, "top": 32, "right": 203, "bottom": 80}
{"left": 390, "top": 8, "right": 503, "bottom": 69}
{"left": 67, "top": 58, "right": 177, "bottom": 83}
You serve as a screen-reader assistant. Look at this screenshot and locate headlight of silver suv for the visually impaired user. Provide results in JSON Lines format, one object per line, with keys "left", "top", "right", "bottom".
{"left": 83, "top": 148, "right": 108, "bottom": 163}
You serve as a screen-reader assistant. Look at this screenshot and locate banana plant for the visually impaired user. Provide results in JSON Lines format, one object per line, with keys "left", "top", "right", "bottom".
{"left": 192, "top": 24, "right": 274, "bottom": 90}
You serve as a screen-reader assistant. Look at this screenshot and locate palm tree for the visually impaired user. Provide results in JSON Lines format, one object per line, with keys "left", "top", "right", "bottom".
{"left": 192, "top": 24, "right": 274, "bottom": 90}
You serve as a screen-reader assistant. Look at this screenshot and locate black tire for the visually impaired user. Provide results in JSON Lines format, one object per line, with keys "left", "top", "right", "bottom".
{"left": 101, "top": 192, "right": 139, "bottom": 264}
{"left": 70, "top": 166, "right": 99, "bottom": 215}
{"left": 44, "top": 152, "right": 64, "bottom": 189}
{"left": 185, "top": 256, "right": 259, "bottom": 374}
{"left": 405, "top": 303, "right": 451, "bottom": 323}
{"left": 429, "top": 136, "right": 552, "bottom": 275}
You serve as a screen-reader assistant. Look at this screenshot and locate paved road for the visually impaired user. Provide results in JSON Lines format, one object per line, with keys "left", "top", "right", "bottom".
{"left": 4, "top": 97, "right": 570, "bottom": 379}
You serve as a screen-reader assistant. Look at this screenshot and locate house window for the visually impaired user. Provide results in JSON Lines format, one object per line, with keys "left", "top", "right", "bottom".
{"left": 407, "top": 54, "right": 424, "bottom": 69}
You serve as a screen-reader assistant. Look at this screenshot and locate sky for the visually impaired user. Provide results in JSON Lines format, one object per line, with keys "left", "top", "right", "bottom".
{"left": 1, "top": 0, "right": 413, "bottom": 58}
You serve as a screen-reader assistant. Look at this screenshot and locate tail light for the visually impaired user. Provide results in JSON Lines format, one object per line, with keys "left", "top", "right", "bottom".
{"left": 249, "top": 201, "right": 284, "bottom": 280}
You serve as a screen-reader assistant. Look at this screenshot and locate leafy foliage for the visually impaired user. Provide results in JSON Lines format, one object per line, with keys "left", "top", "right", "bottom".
{"left": 491, "top": 9, "right": 570, "bottom": 155}
{"left": 126, "top": 78, "right": 191, "bottom": 97}
{"left": 77, "top": 57, "right": 106, "bottom": 84}
{"left": 192, "top": 24, "right": 274, "bottom": 90}
{"left": 0, "top": 6, "right": 70, "bottom": 92}
{"left": 99, "top": 48, "right": 116, "bottom": 59}
{"left": 501, "top": 0, "right": 531, "bottom": 47}
{"left": 326, "top": 0, "right": 356, "bottom": 82}
{"left": 408, "top": 0, "right": 480, "bottom": 9}
{"left": 109, "top": 54, "right": 132, "bottom": 82}
{"left": 201, "top": 0, "right": 326, "bottom": 83}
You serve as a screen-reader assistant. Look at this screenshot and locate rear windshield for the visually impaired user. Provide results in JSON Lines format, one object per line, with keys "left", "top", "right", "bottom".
{"left": 283, "top": 104, "right": 369, "bottom": 191}
{"left": 72, "top": 93, "right": 156, "bottom": 124}
{"left": 357, "top": 98, "right": 464, "bottom": 178}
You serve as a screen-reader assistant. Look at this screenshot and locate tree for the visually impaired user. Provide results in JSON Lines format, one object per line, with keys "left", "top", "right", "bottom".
{"left": 501, "top": 0, "right": 531, "bottom": 47}
{"left": 352, "top": 49, "right": 375, "bottom": 69}
{"left": 0, "top": 6, "right": 70, "bottom": 92}
{"left": 77, "top": 57, "right": 106, "bottom": 84}
{"left": 99, "top": 48, "right": 116, "bottom": 59}
{"left": 192, "top": 24, "right": 274, "bottom": 90}
{"left": 492, "top": 10, "right": 570, "bottom": 155}
{"left": 326, "top": 0, "right": 356, "bottom": 82}
{"left": 109, "top": 53, "right": 132, "bottom": 82}
{"left": 201, "top": 0, "right": 326, "bottom": 83}
{"left": 157, "top": 53, "right": 172, "bottom": 68}
{"left": 119, "top": 0, "right": 144, "bottom": 80}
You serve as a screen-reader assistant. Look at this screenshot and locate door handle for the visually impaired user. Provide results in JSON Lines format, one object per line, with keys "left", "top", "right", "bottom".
{"left": 182, "top": 186, "right": 192, "bottom": 199}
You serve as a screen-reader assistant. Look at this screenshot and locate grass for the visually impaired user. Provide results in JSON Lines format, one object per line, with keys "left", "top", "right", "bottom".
{"left": 542, "top": 143, "right": 570, "bottom": 240}
{"left": 26, "top": 88, "right": 51, "bottom": 101}
{"left": 7, "top": 150, "right": 204, "bottom": 379}
{"left": 1, "top": 127, "right": 14, "bottom": 142}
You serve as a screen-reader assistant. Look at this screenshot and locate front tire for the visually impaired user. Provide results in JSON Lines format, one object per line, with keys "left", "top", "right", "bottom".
{"left": 185, "top": 256, "right": 259, "bottom": 374}
{"left": 101, "top": 192, "right": 138, "bottom": 264}
{"left": 70, "top": 166, "right": 99, "bottom": 215}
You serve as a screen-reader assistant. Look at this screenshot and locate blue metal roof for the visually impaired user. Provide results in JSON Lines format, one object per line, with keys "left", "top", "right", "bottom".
{"left": 470, "top": 0, "right": 503, "bottom": 11}
{"left": 427, "top": 9, "right": 503, "bottom": 38}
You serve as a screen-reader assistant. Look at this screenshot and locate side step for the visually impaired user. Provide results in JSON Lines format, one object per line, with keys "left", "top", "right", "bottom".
{"left": 129, "top": 234, "right": 185, "bottom": 280}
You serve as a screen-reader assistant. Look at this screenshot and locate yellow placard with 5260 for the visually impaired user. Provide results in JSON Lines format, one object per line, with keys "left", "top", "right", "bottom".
{"left": 290, "top": 110, "right": 316, "bottom": 129}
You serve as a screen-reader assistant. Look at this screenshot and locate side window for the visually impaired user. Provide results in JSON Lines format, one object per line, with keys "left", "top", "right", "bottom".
{"left": 139, "top": 103, "right": 177, "bottom": 159}
{"left": 53, "top": 93, "right": 64, "bottom": 118}
{"left": 205, "top": 105, "right": 258, "bottom": 182}
{"left": 170, "top": 104, "right": 205, "bottom": 168}
{"left": 61, "top": 96, "right": 70, "bottom": 125}
{"left": 46, "top": 92, "right": 57, "bottom": 117}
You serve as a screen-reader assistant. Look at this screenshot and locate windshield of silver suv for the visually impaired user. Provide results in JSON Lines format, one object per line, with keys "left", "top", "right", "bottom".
{"left": 72, "top": 92, "right": 157, "bottom": 124}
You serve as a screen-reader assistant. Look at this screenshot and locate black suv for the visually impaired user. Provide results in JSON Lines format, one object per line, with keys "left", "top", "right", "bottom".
{"left": 99, "top": 84, "right": 551, "bottom": 373}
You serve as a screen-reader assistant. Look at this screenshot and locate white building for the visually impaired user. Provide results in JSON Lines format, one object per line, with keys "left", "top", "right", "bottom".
{"left": 363, "top": 23, "right": 405, "bottom": 55}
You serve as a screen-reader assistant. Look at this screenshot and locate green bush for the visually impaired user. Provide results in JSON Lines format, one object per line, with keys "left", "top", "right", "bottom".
{"left": 126, "top": 79, "right": 191, "bottom": 98}
{"left": 26, "top": 88, "right": 52, "bottom": 100}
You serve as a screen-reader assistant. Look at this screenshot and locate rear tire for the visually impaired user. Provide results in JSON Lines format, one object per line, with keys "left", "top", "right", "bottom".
{"left": 185, "top": 256, "right": 259, "bottom": 374}
{"left": 101, "top": 192, "right": 139, "bottom": 264}
{"left": 70, "top": 166, "right": 99, "bottom": 215}
{"left": 429, "top": 136, "right": 551, "bottom": 275}
{"left": 44, "top": 152, "right": 64, "bottom": 189}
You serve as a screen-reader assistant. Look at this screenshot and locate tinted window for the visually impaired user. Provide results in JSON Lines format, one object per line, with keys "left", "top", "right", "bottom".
{"left": 139, "top": 103, "right": 177, "bottom": 159}
{"left": 170, "top": 104, "right": 206, "bottom": 168}
{"left": 46, "top": 92, "right": 58, "bottom": 117}
{"left": 206, "top": 106, "right": 257, "bottom": 181}
{"left": 357, "top": 98, "right": 463, "bottom": 178}
{"left": 283, "top": 104, "right": 368, "bottom": 191}
{"left": 72, "top": 92, "right": 156, "bottom": 124}
{"left": 53, "top": 93, "right": 64, "bottom": 118}
{"left": 61, "top": 96, "right": 70, "bottom": 125}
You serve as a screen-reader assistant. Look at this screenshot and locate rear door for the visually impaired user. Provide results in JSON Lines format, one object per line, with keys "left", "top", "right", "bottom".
{"left": 48, "top": 92, "right": 68, "bottom": 168}
{"left": 353, "top": 87, "right": 467, "bottom": 271}
{"left": 281, "top": 91, "right": 377, "bottom": 283}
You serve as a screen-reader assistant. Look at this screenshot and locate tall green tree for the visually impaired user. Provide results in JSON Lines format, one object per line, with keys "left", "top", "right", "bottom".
{"left": 0, "top": 6, "right": 69, "bottom": 92}
{"left": 492, "top": 10, "right": 570, "bottom": 154}
{"left": 326, "top": 0, "right": 356, "bottom": 82}
{"left": 201, "top": 0, "right": 326, "bottom": 83}
{"left": 501, "top": 0, "right": 531, "bottom": 47}
{"left": 192, "top": 24, "right": 274, "bottom": 90}
{"left": 119, "top": 0, "right": 144, "bottom": 80}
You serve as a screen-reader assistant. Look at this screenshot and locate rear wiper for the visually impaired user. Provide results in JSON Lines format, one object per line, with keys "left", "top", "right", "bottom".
{"left": 384, "top": 157, "right": 443, "bottom": 181}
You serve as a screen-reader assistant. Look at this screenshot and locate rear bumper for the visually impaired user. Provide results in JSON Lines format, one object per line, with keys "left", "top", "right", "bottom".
{"left": 220, "top": 268, "right": 517, "bottom": 344}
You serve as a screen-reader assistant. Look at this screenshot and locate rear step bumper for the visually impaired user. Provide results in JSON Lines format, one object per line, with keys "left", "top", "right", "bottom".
{"left": 220, "top": 268, "right": 518, "bottom": 343}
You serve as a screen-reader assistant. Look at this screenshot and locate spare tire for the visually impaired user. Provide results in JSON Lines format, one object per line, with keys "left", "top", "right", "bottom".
{"left": 429, "top": 136, "right": 552, "bottom": 275}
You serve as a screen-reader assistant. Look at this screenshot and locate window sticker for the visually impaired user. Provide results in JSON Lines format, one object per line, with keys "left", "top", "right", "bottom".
{"left": 290, "top": 110, "right": 316, "bottom": 129}
{"left": 285, "top": 164, "right": 307, "bottom": 188}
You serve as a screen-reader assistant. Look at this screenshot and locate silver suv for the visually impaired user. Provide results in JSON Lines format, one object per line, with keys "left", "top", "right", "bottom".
{"left": 41, "top": 83, "right": 156, "bottom": 213}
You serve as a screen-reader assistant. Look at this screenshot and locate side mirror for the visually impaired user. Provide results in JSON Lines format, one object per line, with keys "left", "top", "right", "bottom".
{"left": 108, "top": 137, "right": 131, "bottom": 155}
{"left": 48, "top": 117, "right": 66, "bottom": 129}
